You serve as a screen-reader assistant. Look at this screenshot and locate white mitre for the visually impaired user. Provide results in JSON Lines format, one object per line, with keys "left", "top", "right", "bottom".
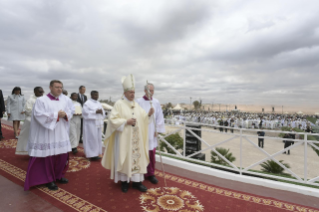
{"left": 121, "top": 74, "right": 135, "bottom": 92}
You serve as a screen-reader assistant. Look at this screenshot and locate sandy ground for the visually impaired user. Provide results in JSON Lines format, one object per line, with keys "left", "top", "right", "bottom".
{"left": 164, "top": 125, "right": 319, "bottom": 180}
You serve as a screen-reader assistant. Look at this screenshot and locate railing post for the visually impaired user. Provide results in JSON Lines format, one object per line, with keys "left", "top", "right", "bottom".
{"left": 183, "top": 122, "right": 186, "bottom": 157}
{"left": 304, "top": 133, "right": 308, "bottom": 183}
{"left": 240, "top": 129, "right": 242, "bottom": 175}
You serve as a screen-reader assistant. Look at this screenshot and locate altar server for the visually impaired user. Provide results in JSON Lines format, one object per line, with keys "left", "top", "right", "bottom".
{"left": 136, "top": 83, "right": 165, "bottom": 184}
{"left": 15, "top": 87, "right": 44, "bottom": 155}
{"left": 24, "top": 80, "right": 72, "bottom": 191}
{"left": 82, "top": 91, "right": 105, "bottom": 160}
{"left": 61, "top": 89, "right": 75, "bottom": 131}
{"left": 102, "top": 74, "right": 154, "bottom": 193}
{"left": 69, "top": 93, "right": 82, "bottom": 154}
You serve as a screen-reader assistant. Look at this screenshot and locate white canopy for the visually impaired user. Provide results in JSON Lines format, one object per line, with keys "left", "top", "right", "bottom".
{"left": 172, "top": 104, "right": 184, "bottom": 111}
{"left": 315, "top": 112, "right": 319, "bottom": 115}
{"left": 297, "top": 111, "right": 303, "bottom": 114}
{"left": 101, "top": 103, "right": 113, "bottom": 110}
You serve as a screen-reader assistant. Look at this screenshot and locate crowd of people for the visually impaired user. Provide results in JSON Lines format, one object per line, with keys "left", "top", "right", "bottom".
{"left": 0, "top": 75, "right": 165, "bottom": 193}
{"left": 167, "top": 112, "right": 316, "bottom": 131}
{"left": 166, "top": 112, "right": 316, "bottom": 155}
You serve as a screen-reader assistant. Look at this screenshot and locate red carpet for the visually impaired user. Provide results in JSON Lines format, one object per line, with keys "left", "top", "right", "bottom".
{"left": 0, "top": 123, "right": 318, "bottom": 212}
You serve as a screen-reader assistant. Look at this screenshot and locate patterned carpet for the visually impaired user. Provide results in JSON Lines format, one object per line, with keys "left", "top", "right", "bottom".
{"left": 0, "top": 123, "right": 318, "bottom": 212}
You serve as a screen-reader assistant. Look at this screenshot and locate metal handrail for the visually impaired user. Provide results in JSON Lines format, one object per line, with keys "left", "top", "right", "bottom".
{"left": 159, "top": 120, "right": 319, "bottom": 186}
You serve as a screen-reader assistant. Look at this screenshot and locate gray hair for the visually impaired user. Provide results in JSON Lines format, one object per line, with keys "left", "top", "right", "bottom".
{"left": 144, "top": 83, "right": 154, "bottom": 90}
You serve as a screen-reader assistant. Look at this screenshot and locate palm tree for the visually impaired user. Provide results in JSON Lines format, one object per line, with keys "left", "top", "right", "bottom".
{"left": 211, "top": 147, "right": 236, "bottom": 166}
{"left": 260, "top": 160, "right": 291, "bottom": 175}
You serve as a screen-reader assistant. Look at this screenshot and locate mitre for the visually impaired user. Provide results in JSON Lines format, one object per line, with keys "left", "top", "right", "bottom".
{"left": 121, "top": 74, "right": 135, "bottom": 92}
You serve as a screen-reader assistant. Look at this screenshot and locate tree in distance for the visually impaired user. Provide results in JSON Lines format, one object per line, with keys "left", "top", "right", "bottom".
{"left": 193, "top": 101, "right": 200, "bottom": 110}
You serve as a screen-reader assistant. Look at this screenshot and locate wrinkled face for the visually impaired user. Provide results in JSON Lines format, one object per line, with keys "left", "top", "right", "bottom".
{"left": 35, "top": 88, "right": 44, "bottom": 97}
{"left": 50, "top": 83, "right": 63, "bottom": 97}
{"left": 80, "top": 87, "right": 86, "bottom": 94}
{"left": 71, "top": 93, "right": 78, "bottom": 101}
{"left": 124, "top": 90, "right": 135, "bottom": 101}
{"left": 144, "top": 85, "right": 154, "bottom": 98}
{"left": 91, "top": 93, "right": 99, "bottom": 100}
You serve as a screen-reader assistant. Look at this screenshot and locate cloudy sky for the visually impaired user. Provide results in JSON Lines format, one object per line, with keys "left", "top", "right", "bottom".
{"left": 1, "top": 0, "right": 319, "bottom": 108}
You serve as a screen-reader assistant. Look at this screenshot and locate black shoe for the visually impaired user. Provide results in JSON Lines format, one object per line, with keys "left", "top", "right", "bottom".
{"left": 72, "top": 148, "right": 78, "bottom": 154}
{"left": 132, "top": 182, "right": 147, "bottom": 192}
{"left": 283, "top": 152, "right": 286, "bottom": 154}
{"left": 46, "top": 182, "right": 58, "bottom": 190}
{"left": 90, "top": 156, "right": 102, "bottom": 161}
{"left": 0, "top": 136, "right": 4, "bottom": 140}
{"left": 121, "top": 181, "right": 129, "bottom": 193}
{"left": 56, "top": 178, "right": 68, "bottom": 184}
{"left": 148, "top": 175, "right": 158, "bottom": 184}
{"left": 79, "top": 139, "right": 83, "bottom": 144}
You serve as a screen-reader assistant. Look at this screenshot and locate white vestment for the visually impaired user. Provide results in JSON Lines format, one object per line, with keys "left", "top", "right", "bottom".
{"left": 113, "top": 123, "right": 144, "bottom": 183}
{"left": 69, "top": 101, "right": 82, "bottom": 148}
{"left": 28, "top": 95, "right": 72, "bottom": 157}
{"left": 136, "top": 97, "right": 166, "bottom": 150}
{"left": 60, "top": 94, "right": 75, "bottom": 132}
{"left": 16, "top": 95, "right": 37, "bottom": 155}
{"left": 82, "top": 99, "right": 105, "bottom": 158}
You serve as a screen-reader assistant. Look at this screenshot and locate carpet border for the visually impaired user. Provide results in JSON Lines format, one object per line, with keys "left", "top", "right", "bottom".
{"left": 0, "top": 159, "right": 107, "bottom": 212}
{"left": 155, "top": 170, "right": 318, "bottom": 212}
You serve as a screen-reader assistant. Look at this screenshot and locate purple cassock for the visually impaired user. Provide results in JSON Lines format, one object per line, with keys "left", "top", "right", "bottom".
{"left": 145, "top": 148, "right": 156, "bottom": 177}
{"left": 24, "top": 93, "right": 72, "bottom": 190}
{"left": 24, "top": 154, "right": 69, "bottom": 190}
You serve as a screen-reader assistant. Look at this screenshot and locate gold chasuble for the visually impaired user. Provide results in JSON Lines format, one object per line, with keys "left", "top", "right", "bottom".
{"left": 101, "top": 98, "right": 149, "bottom": 179}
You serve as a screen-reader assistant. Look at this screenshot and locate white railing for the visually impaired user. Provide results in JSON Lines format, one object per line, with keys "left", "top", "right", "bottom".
{"left": 158, "top": 120, "right": 319, "bottom": 186}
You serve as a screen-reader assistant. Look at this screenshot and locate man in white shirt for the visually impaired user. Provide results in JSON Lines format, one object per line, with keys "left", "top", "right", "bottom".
{"left": 16, "top": 87, "right": 44, "bottom": 155}
{"left": 136, "top": 83, "right": 165, "bottom": 184}
{"left": 69, "top": 93, "right": 82, "bottom": 154}
{"left": 82, "top": 91, "right": 105, "bottom": 160}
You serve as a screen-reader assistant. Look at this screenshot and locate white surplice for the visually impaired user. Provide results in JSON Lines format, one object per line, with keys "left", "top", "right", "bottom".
{"left": 60, "top": 94, "right": 75, "bottom": 132}
{"left": 16, "top": 95, "right": 37, "bottom": 155}
{"left": 28, "top": 95, "right": 72, "bottom": 157}
{"left": 136, "top": 97, "right": 165, "bottom": 150}
{"left": 69, "top": 101, "right": 82, "bottom": 148}
{"left": 82, "top": 99, "right": 105, "bottom": 158}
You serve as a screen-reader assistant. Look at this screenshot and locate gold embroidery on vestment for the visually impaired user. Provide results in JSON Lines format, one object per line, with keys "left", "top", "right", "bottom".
{"left": 131, "top": 121, "right": 141, "bottom": 173}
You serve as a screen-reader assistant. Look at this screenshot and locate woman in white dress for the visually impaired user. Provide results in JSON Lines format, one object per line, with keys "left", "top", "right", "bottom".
{"left": 7, "top": 87, "right": 26, "bottom": 138}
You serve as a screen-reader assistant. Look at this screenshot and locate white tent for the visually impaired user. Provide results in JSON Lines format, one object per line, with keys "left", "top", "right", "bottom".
{"left": 297, "top": 111, "right": 303, "bottom": 114}
{"left": 101, "top": 103, "right": 113, "bottom": 110}
{"left": 315, "top": 112, "right": 319, "bottom": 115}
{"left": 172, "top": 104, "right": 184, "bottom": 111}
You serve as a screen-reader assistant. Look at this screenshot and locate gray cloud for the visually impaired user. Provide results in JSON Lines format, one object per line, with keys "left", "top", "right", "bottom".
{"left": 1, "top": 0, "right": 319, "bottom": 111}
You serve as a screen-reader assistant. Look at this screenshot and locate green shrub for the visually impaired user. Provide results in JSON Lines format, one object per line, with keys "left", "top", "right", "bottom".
{"left": 306, "top": 117, "right": 317, "bottom": 125}
{"left": 211, "top": 147, "right": 236, "bottom": 166}
{"left": 159, "top": 133, "right": 183, "bottom": 154}
{"left": 260, "top": 160, "right": 291, "bottom": 176}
